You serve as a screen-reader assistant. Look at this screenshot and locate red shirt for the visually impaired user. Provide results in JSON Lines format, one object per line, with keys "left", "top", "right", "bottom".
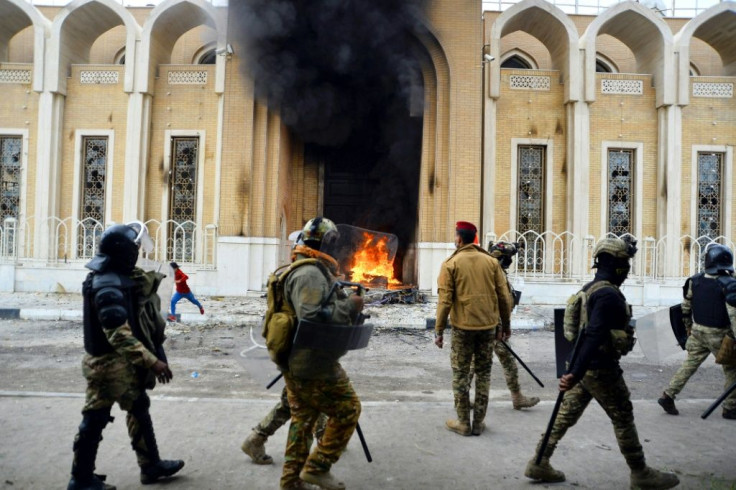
{"left": 174, "top": 269, "right": 191, "bottom": 294}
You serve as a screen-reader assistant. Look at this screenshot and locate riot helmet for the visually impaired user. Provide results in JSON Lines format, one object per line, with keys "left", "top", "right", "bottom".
{"left": 489, "top": 241, "right": 519, "bottom": 269}
{"left": 592, "top": 236, "right": 638, "bottom": 285}
{"left": 97, "top": 224, "right": 140, "bottom": 273}
{"left": 704, "top": 244, "right": 734, "bottom": 275}
{"left": 300, "top": 217, "right": 339, "bottom": 251}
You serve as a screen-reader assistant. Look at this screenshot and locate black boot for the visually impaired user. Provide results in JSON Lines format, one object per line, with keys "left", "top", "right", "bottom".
{"left": 128, "top": 394, "right": 185, "bottom": 484}
{"left": 68, "top": 408, "right": 116, "bottom": 490}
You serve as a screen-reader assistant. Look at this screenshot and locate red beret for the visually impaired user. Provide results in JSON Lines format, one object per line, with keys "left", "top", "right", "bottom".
{"left": 456, "top": 221, "right": 477, "bottom": 233}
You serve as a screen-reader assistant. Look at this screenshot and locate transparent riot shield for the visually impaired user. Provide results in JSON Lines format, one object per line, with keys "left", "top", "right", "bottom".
{"left": 634, "top": 307, "right": 685, "bottom": 363}
{"left": 321, "top": 224, "right": 400, "bottom": 288}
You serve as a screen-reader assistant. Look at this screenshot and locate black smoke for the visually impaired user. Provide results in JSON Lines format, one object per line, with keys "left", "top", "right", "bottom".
{"left": 231, "top": 0, "right": 429, "bottom": 282}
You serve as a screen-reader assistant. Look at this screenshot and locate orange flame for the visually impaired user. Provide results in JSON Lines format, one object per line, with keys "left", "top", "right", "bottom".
{"left": 350, "top": 232, "right": 401, "bottom": 287}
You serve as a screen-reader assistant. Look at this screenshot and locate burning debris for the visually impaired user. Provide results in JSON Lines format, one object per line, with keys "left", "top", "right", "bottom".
{"left": 365, "top": 288, "right": 426, "bottom": 305}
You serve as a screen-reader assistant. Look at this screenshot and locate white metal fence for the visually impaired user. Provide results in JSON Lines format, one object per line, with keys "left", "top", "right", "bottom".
{"left": 482, "top": 0, "right": 720, "bottom": 17}
{"left": 0, "top": 217, "right": 217, "bottom": 269}
{"left": 486, "top": 229, "right": 735, "bottom": 282}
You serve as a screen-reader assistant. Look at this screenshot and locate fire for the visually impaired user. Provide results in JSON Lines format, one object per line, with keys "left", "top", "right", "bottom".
{"left": 350, "top": 232, "right": 401, "bottom": 287}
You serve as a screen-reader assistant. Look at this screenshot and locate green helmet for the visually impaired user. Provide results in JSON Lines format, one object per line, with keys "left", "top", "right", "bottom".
{"left": 592, "top": 236, "right": 638, "bottom": 260}
{"left": 301, "top": 217, "right": 339, "bottom": 249}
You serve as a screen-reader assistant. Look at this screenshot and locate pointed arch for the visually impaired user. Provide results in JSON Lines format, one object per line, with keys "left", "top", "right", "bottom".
{"left": 501, "top": 49, "right": 538, "bottom": 70}
{"left": 0, "top": 0, "right": 50, "bottom": 92}
{"left": 674, "top": 2, "right": 736, "bottom": 105}
{"left": 581, "top": 1, "right": 674, "bottom": 106}
{"left": 138, "top": 0, "right": 226, "bottom": 94}
{"left": 48, "top": 0, "right": 140, "bottom": 94}
{"left": 490, "top": 0, "right": 580, "bottom": 102}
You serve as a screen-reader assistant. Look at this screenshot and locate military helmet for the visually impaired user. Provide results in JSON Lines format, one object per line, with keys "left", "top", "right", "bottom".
{"left": 301, "top": 217, "right": 339, "bottom": 249}
{"left": 489, "top": 241, "right": 518, "bottom": 269}
{"left": 592, "top": 236, "right": 638, "bottom": 261}
{"left": 98, "top": 224, "right": 140, "bottom": 272}
{"left": 704, "top": 244, "right": 734, "bottom": 275}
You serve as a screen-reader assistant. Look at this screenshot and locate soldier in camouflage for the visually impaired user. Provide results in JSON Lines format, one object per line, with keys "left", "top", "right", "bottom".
{"left": 279, "top": 217, "right": 364, "bottom": 490}
{"left": 434, "top": 221, "right": 512, "bottom": 437}
{"left": 525, "top": 236, "right": 679, "bottom": 490}
{"left": 67, "top": 224, "right": 184, "bottom": 490}
{"left": 488, "top": 241, "right": 539, "bottom": 410}
{"left": 659, "top": 244, "right": 736, "bottom": 419}
{"left": 241, "top": 387, "right": 327, "bottom": 465}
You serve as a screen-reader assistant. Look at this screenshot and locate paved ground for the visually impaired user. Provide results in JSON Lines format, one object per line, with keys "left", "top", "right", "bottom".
{"left": 0, "top": 292, "right": 734, "bottom": 489}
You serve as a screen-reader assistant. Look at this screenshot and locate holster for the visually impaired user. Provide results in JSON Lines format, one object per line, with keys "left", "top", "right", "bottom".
{"left": 715, "top": 335, "right": 736, "bottom": 366}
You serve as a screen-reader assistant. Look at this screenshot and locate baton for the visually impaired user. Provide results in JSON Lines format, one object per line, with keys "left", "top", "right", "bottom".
{"left": 701, "top": 380, "right": 736, "bottom": 419}
{"left": 267, "top": 372, "right": 372, "bottom": 462}
{"left": 499, "top": 339, "right": 544, "bottom": 388}
{"left": 266, "top": 373, "right": 283, "bottom": 390}
{"left": 535, "top": 331, "right": 585, "bottom": 465}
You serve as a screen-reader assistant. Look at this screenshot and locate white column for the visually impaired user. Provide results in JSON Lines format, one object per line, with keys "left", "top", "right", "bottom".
{"left": 566, "top": 100, "right": 591, "bottom": 276}
{"left": 657, "top": 104, "right": 682, "bottom": 278}
{"left": 122, "top": 92, "right": 152, "bottom": 222}
{"left": 481, "top": 97, "right": 497, "bottom": 245}
{"left": 33, "top": 90, "right": 64, "bottom": 260}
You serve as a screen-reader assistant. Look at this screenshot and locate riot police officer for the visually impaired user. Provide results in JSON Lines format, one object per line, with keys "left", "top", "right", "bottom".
{"left": 67, "top": 223, "right": 184, "bottom": 490}
{"left": 659, "top": 244, "right": 736, "bottom": 419}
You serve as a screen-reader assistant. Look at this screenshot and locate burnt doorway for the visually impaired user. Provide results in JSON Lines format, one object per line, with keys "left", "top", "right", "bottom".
{"left": 309, "top": 61, "right": 424, "bottom": 285}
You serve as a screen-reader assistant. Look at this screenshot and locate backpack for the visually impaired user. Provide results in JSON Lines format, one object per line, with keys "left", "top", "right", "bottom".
{"left": 563, "top": 280, "right": 635, "bottom": 356}
{"left": 261, "top": 258, "right": 331, "bottom": 368}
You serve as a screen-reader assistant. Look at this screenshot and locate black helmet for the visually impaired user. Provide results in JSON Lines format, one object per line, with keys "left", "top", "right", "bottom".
{"left": 704, "top": 244, "right": 734, "bottom": 275}
{"left": 489, "top": 241, "right": 518, "bottom": 269}
{"left": 97, "top": 224, "right": 140, "bottom": 273}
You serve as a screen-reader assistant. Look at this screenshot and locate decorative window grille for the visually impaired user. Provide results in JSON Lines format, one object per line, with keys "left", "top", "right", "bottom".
{"left": 168, "top": 71, "right": 208, "bottom": 85}
{"left": 0, "top": 136, "right": 21, "bottom": 257}
{"left": 0, "top": 69, "right": 31, "bottom": 84}
{"left": 169, "top": 137, "right": 198, "bottom": 262}
{"left": 517, "top": 145, "right": 545, "bottom": 270}
{"left": 696, "top": 152, "right": 723, "bottom": 241}
{"left": 78, "top": 137, "right": 107, "bottom": 258}
{"left": 80, "top": 71, "right": 119, "bottom": 84}
{"left": 607, "top": 149, "right": 634, "bottom": 236}
{"left": 601, "top": 79, "right": 643, "bottom": 95}
{"left": 692, "top": 83, "right": 733, "bottom": 98}
{"left": 509, "top": 75, "right": 550, "bottom": 91}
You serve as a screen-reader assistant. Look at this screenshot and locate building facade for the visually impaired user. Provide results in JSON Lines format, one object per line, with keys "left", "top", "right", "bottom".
{"left": 0, "top": 0, "right": 734, "bottom": 304}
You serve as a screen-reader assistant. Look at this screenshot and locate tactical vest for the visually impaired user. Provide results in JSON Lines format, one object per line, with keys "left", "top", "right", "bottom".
{"left": 82, "top": 271, "right": 139, "bottom": 356}
{"left": 690, "top": 273, "right": 730, "bottom": 328}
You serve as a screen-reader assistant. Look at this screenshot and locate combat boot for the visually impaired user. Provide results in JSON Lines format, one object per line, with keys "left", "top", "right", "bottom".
{"left": 524, "top": 457, "right": 566, "bottom": 483}
{"left": 630, "top": 466, "right": 679, "bottom": 489}
{"left": 299, "top": 469, "right": 346, "bottom": 490}
{"left": 658, "top": 393, "right": 679, "bottom": 415}
{"left": 511, "top": 391, "right": 540, "bottom": 410}
{"left": 723, "top": 407, "right": 736, "bottom": 420}
{"left": 140, "top": 460, "right": 185, "bottom": 484}
{"left": 68, "top": 409, "right": 115, "bottom": 490}
{"left": 445, "top": 418, "right": 471, "bottom": 436}
{"left": 241, "top": 431, "right": 274, "bottom": 464}
{"left": 471, "top": 420, "right": 485, "bottom": 436}
{"left": 281, "top": 481, "right": 320, "bottom": 490}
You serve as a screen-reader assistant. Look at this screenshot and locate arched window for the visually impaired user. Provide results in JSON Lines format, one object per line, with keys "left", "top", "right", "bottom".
{"left": 114, "top": 48, "right": 125, "bottom": 65}
{"left": 596, "top": 59, "right": 612, "bottom": 73}
{"left": 501, "top": 55, "right": 532, "bottom": 69}
{"left": 197, "top": 49, "right": 217, "bottom": 65}
{"left": 595, "top": 54, "right": 617, "bottom": 73}
{"left": 689, "top": 63, "right": 700, "bottom": 77}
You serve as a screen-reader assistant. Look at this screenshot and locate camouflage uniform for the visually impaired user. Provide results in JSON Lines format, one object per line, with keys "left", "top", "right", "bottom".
{"left": 664, "top": 275, "right": 736, "bottom": 411}
{"left": 280, "top": 251, "right": 362, "bottom": 489}
{"left": 452, "top": 328, "right": 495, "bottom": 423}
{"left": 251, "top": 386, "right": 328, "bottom": 440}
{"left": 492, "top": 339, "right": 521, "bottom": 393}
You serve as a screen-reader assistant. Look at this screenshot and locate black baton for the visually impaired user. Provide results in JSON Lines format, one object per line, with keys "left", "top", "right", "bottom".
{"left": 267, "top": 372, "right": 372, "bottom": 462}
{"left": 499, "top": 340, "right": 544, "bottom": 388}
{"left": 536, "top": 331, "right": 584, "bottom": 465}
{"left": 266, "top": 373, "right": 283, "bottom": 390}
{"left": 701, "top": 380, "right": 736, "bottom": 419}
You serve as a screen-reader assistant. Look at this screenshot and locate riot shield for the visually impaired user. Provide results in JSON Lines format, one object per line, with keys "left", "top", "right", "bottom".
{"left": 669, "top": 304, "right": 688, "bottom": 350}
{"left": 634, "top": 307, "right": 685, "bottom": 363}
{"left": 321, "top": 224, "right": 400, "bottom": 288}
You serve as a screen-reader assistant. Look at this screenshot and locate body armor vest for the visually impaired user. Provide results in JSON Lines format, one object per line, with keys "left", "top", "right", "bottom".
{"left": 82, "top": 271, "right": 140, "bottom": 356}
{"left": 691, "top": 273, "right": 730, "bottom": 328}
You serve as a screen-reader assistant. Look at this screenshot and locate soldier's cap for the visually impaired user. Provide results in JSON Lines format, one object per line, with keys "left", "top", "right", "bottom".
{"left": 456, "top": 221, "right": 477, "bottom": 233}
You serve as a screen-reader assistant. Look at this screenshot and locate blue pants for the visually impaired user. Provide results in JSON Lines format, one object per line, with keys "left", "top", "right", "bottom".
{"left": 170, "top": 292, "right": 202, "bottom": 316}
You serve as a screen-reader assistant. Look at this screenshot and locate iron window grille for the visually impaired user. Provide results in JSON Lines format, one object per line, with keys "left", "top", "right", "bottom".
{"left": 517, "top": 145, "right": 545, "bottom": 271}
{"left": 0, "top": 136, "right": 21, "bottom": 256}
{"left": 169, "top": 137, "right": 198, "bottom": 262}
{"left": 607, "top": 148, "right": 634, "bottom": 236}
{"left": 78, "top": 137, "right": 107, "bottom": 258}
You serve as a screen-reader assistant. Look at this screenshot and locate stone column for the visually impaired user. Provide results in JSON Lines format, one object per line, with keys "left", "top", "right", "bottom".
{"left": 657, "top": 104, "right": 682, "bottom": 278}
{"left": 566, "top": 100, "right": 591, "bottom": 277}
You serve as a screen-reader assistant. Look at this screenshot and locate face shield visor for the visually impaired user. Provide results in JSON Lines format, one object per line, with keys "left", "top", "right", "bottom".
{"left": 126, "top": 221, "right": 155, "bottom": 254}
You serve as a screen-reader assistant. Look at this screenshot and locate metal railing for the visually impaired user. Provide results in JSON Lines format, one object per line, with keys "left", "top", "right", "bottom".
{"left": 486, "top": 229, "right": 735, "bottom": 282}
{"left": 0, "top": 217, "right": 218, "bottom": 269}
{"left": 482, "top": 0, "right": 720, "bottom": 17}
